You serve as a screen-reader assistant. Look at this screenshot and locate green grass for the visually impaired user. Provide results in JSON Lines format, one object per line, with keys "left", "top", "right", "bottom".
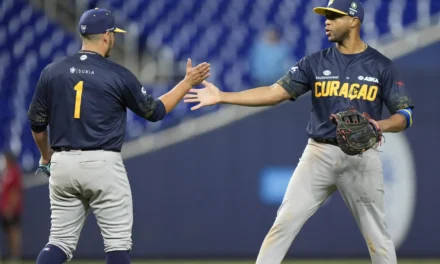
{"left": 9, "top": 259, "right": 440, "bottom": 264}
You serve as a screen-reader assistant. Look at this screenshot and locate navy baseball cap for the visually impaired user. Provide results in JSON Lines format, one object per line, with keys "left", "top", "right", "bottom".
{"left": 313, "top": 0, "right": 364, "bottom": 23}
{"left": 78, "top": 8, "right": 126, "bottom": 35}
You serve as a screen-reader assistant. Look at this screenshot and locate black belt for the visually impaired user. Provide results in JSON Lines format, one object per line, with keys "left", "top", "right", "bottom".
{"left": 312, "top": 138, "right": 338, "bottom": 146}
{"left": 53, "top": 147, "right": 120, "bottom": 152}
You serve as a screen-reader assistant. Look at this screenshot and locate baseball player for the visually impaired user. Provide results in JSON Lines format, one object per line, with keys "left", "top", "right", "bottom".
{"left": 27, "top": 8, "right": 210, "bottom": 264}
{"left": 184, "top": 0, "right": 414, "bottom": 263}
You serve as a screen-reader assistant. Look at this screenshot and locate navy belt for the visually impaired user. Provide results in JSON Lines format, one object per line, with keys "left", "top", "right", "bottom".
{"left": 312, "top": 138, "right": 338, "bottom": 146}
{"left": 53, "top": 147, "right": 120, "bottom": 152}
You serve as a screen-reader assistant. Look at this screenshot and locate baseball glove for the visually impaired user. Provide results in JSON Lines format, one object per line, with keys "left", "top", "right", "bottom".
{"left": 330, "top": 108, "right": 382, "bottom": 156}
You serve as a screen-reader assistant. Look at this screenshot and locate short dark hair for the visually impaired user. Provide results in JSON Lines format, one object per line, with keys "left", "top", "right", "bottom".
{"left": 81, "top": 33, "right": 102, "bottom": 42}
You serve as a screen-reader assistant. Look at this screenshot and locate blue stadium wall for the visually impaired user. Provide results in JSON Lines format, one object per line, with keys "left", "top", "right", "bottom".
{"left": 18, "top": 41, "right": 440, "bottom": 259}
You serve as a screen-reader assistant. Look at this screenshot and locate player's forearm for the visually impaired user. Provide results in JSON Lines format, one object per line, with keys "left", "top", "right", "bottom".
{"left": 31, "top": 130, "right": 52, "bottom": 162}
{"left": 377, "top": 114, "right": 407, "bottom": 133}
{"left": 159, "top": 80, "right": 192, "bottom": 114}
{"left": 219, "top": 86, "right": 283, "bottom": 106}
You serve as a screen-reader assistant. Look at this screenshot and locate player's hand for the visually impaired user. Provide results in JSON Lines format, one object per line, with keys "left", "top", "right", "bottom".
{"left": 36, "top": 153, "right": 52, "bottom": 177}
{"left": 184, "top": 58, "right": 210, "bottom": 86}
{"left": 40, "top": 156, "right": 51, "bottom": 166}
{"left": 183, "top": 80, "right": 221, "bottom": 110}
{"left": 35, "top": 161, "right": 51, "bottom": 177}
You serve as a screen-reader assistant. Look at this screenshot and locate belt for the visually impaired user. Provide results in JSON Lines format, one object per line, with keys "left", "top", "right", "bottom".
{"left": 53, "top": 147, "right": 120, "bottom": 152}
{"left": 312, "top": 138, "right": 338, "bottom": 146}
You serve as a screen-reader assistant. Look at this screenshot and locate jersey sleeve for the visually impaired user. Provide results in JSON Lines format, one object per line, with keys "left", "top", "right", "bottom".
{"left": 276, "top": 56, "right": 311, "bottom": 100}
{"left": 382, "top": 63, "right": 415, "bottom": 114}
{"left": 121, "top": 70, "right": 164, "bottom": 121}
{"left": 27, "top": 66, "right": 50, "bottom": 132}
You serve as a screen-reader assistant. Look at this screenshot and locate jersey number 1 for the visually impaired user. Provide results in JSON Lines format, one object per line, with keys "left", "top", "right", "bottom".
{"left": 74, "top": 81, "right": 83, "bottom": 119}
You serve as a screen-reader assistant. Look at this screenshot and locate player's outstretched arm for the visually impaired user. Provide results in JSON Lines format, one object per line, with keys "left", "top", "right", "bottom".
{"left": 158, "top": 59, "right": 210, "bottom": 114}
{"left": 123, "top": 59, "right": 209, "bottom": 122}
{"left": 183, "top": 81, "right": 291, "bottom": 110}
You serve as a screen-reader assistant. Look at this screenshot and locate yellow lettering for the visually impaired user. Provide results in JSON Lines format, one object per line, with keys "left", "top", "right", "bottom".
{"left": 322, "top": 81, "right": 331, "bottom": 97}
{"left": 357, "top": 84, "right": 368, "bottom": 100}
{"left": 74, "top": 81, "right": 84, "bottom": 119}
{"left": 315, "top": 82, "right": 322, "bottom": 97}
{"left": 367, "top": 86, "right": 378, "bottom": 101}
{"left": 314, "top": 82, "right": 378, "bottom": 101}
{"left": 348, "top": 83, "right": 360, "bottom": 100}
{"left": 339, "top": 83, "right": 349, "bottom": 98}
{"left": 330, "top": 81, "right": 339, "bottom": 96}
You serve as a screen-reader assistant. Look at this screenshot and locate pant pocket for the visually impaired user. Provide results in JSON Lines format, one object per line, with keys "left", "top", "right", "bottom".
{"left": 78, "top": 160, "right": 107, "bottom": 169}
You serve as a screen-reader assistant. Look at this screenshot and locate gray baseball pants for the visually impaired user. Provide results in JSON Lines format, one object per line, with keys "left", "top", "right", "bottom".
{"left": 256, "top": 139, "right": 397, "bottom": 264}
{"left": 47, "top": 150, "right": 133, "bottom": 261}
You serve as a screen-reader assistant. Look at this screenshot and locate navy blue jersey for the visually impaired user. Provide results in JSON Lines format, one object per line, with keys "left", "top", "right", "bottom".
{"left": 277, "top": 45, "right": 414, "bottom": 139}
{"left": 27, "top": 50, "right": 165, "bottom": 151}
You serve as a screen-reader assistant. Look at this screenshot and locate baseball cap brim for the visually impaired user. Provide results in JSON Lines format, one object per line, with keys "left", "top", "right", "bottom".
{"left": 113, "top": 28, "right": 126, "bottom": 33}
{"left": 313, "top": 7, "right": 348, "bottom": 16}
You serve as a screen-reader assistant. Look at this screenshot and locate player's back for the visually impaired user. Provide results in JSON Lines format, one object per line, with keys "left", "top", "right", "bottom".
{"left": 44, "top": 51, "right": 129, "bottom": 151}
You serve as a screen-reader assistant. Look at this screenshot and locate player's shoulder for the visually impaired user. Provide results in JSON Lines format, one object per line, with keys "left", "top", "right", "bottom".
{"left": 95, "top": 58, "right": 139, "bottom": 86}
{"left": 365, "top": 46, "right": 401, "bottom": 78}
{"left": 290, "top": 47, "right": 335, "bottom": 72}
{"left": 39, "top": 56, "right": 72, "bottom": 79}
{"left": 301, "top": 46, "right": 336, "bottom": 64}
{"left": 104, "top": 59, "right": 136, "bottom": 79}
{"left": 366, "top": 46, "right": 394, "bottom": 67}
{"left": 41, "top": 53, "right": 84, "bottom": 72}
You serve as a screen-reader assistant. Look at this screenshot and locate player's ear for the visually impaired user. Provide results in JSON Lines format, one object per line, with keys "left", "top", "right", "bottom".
{"left": 351, "top": 18, "right": 359, "bottom": 28}
{"left": 103, "top": 32, "right": 110, "bottom": 44}
{"left": 350, "top": 18, "right": 355, "bottom": 28}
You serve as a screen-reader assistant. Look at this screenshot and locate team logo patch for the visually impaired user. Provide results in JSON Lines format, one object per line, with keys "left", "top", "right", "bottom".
{"left": 349, "top": 2, "right": 358, "bottom": 15}
{"left": 351, "top": 2, "right": 358, "bottom": 9}
{"left": 81, "top": 25, "right": 87, "bottom": 33}
{"left": 290, "top": 66, "right": 298, "bottom": 72}
{"left": 358, "top": 75, "right": 379, "bottom": 83}
{"left": 70, "top": 67, "right": 94, "bottom": 75}
{"left": 141, "top": 87, "right": 147, "bottom": 95}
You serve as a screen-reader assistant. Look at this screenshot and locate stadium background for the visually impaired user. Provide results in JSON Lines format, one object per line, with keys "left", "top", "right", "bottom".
{"left": 1, "top": 0, "right": 440, "bottom": 263}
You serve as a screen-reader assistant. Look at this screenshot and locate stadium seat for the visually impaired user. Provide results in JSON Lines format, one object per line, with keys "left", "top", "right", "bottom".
{"left": 0, "top": 0, "right": 81, "bottom": 170}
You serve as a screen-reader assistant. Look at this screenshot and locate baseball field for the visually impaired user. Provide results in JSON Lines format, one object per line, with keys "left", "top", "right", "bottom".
{"left": 71, "top": 260, "right": 440, "bottom": 264}
{"left": 9, "top": 259, "right": 440, "bottom": 264}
